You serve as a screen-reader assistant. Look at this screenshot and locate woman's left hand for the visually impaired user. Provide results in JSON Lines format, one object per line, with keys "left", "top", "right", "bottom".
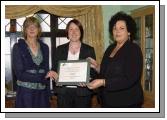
{"left": 45, "top": 71, "right": 58, "bottom": 81}
{"left": 87, "top": 57, "right": 100, "bottom": 73}
{"left": 87, "top": 79, "right": 105, "bottom": 89}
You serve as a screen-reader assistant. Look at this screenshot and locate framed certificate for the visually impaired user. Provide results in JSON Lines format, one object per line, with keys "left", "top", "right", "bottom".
{"left": 57, "top": 60, "right": 90, "bottom": 85}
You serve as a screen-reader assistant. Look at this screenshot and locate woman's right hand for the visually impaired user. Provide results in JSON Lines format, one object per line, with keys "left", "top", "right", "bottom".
{"left": 87, "top": 79, "right": 105, "bottom": 90}
{"left": 87, "top": 57, "right": 100, "bottom": 73}
{"left": 45, "top": 71, "right": 58, "bottom": 81}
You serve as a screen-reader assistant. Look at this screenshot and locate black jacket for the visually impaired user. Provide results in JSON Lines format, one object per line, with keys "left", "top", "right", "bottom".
{"left": 99, "top": 40, "right": 144, "bottom": 107}
{"left": 52, "top": 42, "right": 97, "bottom": 96}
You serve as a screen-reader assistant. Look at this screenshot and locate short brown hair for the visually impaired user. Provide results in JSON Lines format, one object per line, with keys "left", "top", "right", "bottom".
{"left": 66, "top": 19, "right": 84, "bottom": 41}
{"left": 23, "top": 16, "right": 42, "bottom": 40}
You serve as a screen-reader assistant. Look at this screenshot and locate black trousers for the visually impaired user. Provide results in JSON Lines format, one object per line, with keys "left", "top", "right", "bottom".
{"left": 57, "top": 88, "right": 91, "bottom": 108}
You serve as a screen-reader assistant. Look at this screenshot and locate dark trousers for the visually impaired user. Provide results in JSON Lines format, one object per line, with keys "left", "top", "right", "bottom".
{"left": 57, "top": 88, "right": 91, "bottom": 108}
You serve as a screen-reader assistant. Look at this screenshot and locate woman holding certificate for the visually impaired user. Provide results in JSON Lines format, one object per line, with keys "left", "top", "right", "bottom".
{"left": 46, "top": 19, "right": 97, "bottom": 108}
{"left": 87, "top": 12, "right": 144, "bottom": 108}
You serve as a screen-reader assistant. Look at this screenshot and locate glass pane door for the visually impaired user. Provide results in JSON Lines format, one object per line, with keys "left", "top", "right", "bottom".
{"left": 144, "top": 14, "right": 153, "bottom": 92}
{"left": 134, "top": 17, "right": 141, "bottom": 47}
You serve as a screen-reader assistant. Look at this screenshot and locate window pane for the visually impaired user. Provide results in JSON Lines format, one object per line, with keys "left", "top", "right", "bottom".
{"left": 58, "top": 18, "right": 65, "bottom": 23}
{"left": 5, "top": 37, "right": 11, "bottom": 54}
{"left": 36, "top": 14, "right": 49, "bottom": 21}
{"left": 56, "top": 37, "right": 69, "bottom": 47}
{"left": 35, "top": 14, "right": 50, "bottom": 32}
{"left": 41, "top": 22, "right": 50, "bottom": 32}
{"left": 5, "top": 19, "right": 10, "bottom": 32}
{"left": 58, "top": 17, "right": 73, "bottom": 29}
{"left": 5, "top": 34, "right": 18, "bottom": 92}
{"left": 16, "top": 17, "right": 26, "bottom": 31}
{"left": 5, "top": 36, "right": 13, "bottom": 91}
{"left": 5, "top": 54, "right": 13, "bottom": 91}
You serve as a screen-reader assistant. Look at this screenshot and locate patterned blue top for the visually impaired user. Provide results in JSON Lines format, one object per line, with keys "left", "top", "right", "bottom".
{"left": 13, "top": 39, "right": 50, "bottom": 88}
{"left": 28, "top": 43, "right": 43, "bottom": 66}
{"left": 13, "top": 39, "right": 50, "bottom": 107}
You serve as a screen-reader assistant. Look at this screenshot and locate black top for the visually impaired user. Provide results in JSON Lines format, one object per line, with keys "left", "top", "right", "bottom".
{"left": 99, "top": 40, "right": 144, "bottom": 107}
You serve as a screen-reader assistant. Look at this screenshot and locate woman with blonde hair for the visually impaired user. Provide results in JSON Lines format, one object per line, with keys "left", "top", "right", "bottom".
{"left": 13, "top": 17, "right": 50, "bottom": 108}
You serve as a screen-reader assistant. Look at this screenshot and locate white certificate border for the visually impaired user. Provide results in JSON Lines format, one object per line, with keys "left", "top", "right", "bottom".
{"left": 57, "top": 60, "right": 90, "bottom": 85}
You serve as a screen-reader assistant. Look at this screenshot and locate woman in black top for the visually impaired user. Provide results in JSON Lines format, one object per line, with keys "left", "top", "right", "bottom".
{"left": 87, "top": 11, "right": 144, "bottom": 108}
{"left": 46, "top": 19, "right": 97, "bottom": 107}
